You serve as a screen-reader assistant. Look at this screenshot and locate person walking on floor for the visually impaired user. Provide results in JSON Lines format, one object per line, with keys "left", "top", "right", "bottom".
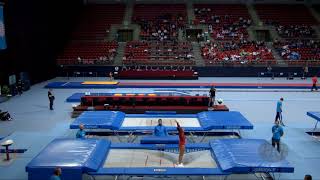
{"left": 209, "top": 86, "right": 216, "bottom": 108}
{"left": 275, "top": 97, "right": 284, "bottom": 126}
{"left": 272, "top": 120, "right": 284, "bottom": 153}
{"left": 311, "top": 75, "right": 318, "bottom": 91}
{"left": 48, "top": 89, "right": 55, "bottom": 110}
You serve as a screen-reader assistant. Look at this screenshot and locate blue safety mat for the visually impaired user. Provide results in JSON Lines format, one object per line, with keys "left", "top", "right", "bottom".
{"left": 307, "top": 112, "right": 320, "bottom": 122}
{"left": 211, "top": 139, "right": 294, "bottom": 173}
{"left": 198, "top": 111, "right": 253, "bottom": 130}
{"left": 25, "top": 139, "right": 294, "bottom": 179}
{"left": 46, "top": 81, "right": 311, "bottom": 89}
{"left": 26, "top": 138, "right": 110, "bottom": 180}
{"left": 67, "top": 93, "right": 114, "bottom": 102}
{"left": 45, "top": 82, "right": 117, "bottom": 89}
{"left": 70, "top": 111, "right": 253, "bottom": 131}
{"left": 70, "top": 111, "right": 125, "bottom": 129}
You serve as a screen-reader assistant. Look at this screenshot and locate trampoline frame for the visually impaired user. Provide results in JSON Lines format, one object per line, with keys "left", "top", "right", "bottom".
{"left": 86, "top": 130, "right": 241, "bottom": 143}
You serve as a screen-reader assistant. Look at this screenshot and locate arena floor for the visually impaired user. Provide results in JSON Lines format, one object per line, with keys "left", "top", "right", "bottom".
{"left": 0, "top": 76, "right": 319, "bottom": 180}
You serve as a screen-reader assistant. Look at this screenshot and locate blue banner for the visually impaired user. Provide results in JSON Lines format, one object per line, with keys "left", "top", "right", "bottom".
{"left": 0, "top": 5, "right": 7, "bottom": 49}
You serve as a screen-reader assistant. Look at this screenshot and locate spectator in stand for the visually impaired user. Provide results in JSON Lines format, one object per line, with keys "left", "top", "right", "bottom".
{"left": 311, "top": 75, "right": 318, "bottom": 91}
{"left": 197, "top": 33, "right": 201, "bottom": 43}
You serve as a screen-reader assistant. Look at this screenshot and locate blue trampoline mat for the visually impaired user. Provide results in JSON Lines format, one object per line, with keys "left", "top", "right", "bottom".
{"left": 25, "top": 138, "right": 294, "bottom": 180}
{"left": 46, "top": 82, "right": 117, "bottom": 89}
{"left": 70, "top": 111, "right": 254, "bottom": 131}
{"left": 307, "top": 111, "right": 320, "bottom": 122}
{"left": 45, "top": 81, "right": 312, "bottom": 89}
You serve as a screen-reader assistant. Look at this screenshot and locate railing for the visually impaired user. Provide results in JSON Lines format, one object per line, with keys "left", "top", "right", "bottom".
{"left": 57, "top": 59, "right": 114, "bottom": 66}
{"left": 57, "top": 58, "right": 320, "bottom": 67}
{"left": 205, "top": 60, "right": 320, "bottom": 67}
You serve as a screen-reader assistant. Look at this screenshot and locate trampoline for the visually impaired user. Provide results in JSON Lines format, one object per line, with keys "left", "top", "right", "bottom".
{"left": 26, "top": 138, "right": 294, "bottom": 180}
{"left": 70, "top": 111, "right": 253, "bottom": 131}
{"left": 70, "top": 111, "right": 253, "bottom": 142}
{"left": 307, "top": 111, "right": 320, "bottom": 131}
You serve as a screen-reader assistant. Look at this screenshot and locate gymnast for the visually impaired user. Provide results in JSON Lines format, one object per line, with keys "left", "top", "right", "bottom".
{"left": 175, "top": 120, "right": 186, "bottom": 167}
{"left": 154, "top": 119, "right": 168, "bottom": 136}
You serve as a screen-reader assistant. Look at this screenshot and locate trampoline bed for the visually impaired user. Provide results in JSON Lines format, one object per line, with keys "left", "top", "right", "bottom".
{"left": 26, "top": 138, "right": 294, "bottom": 180}
{"left": 104, "top": 149, "right": 216, "bottom": 168}
{"left": 69, "top": 111, "right": 253, "bottom": 132}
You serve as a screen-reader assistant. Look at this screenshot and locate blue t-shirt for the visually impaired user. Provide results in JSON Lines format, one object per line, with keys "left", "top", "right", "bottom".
{"left": 154, "top": 125, "right": 168, "bottom": 136}
{"left": 272, "top": 125, "right": 284, "bottom": 140}
{"left": 50, "top": 175, "right": 61, "bottom": 180}
{"left": 276, "top": 101, "right": 283, "bottom": 112}
{"left": 76, "top": 129, "right": 86, "bottom": 139}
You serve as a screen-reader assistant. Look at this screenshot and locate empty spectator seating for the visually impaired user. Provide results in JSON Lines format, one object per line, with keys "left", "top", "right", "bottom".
{"left": 133, "top": 4, "right": 186, "bottom": 40}
{"left": 57, "top": 41, "right": 118, "bottom": 65}
{"left": 117, "top": 69, "right": 198, "bottom": 79}
{"left": 72, "top": 5, "right": 125, "bottom": 40}
{"left": 256, "top": 5, "right": 317, "bottom": 39}
{"left": 123, "top": 41, "right": 195, "bottom": 66}
{"left": 313, "top": 5, "right": 320, "bottom": 15}
{"left": 57, "top": 4, "right": 124, "bottom": 65}
{"left": 201, "top": 40, "right": 275, "bottom": 66}
{"left": 194, "top": 4, "right": 251, "bottom": 40}
{"left": 256, "top": 4, "right": 317, "bottom": 26}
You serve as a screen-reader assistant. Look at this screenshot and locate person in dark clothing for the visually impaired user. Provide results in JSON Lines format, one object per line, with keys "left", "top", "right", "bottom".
{"left": 304, "top": 174, "right": 312, "bottom": 180}
{"left": 48, "top": 89, "right": 55, "bottom": 110}
{"left": 0, "top": 110, "right": 13, "bottom": 121}
{"left": 109, "top": 72, "right": 114, "bottom": 81}
{"left": 275, "top": 97, "right": 284, "bottom": 126}
{"left": 209, "top": 86, "right": 216, "bottom": 107}
{"left": 17, "top": 80, "right": 23, "bottom": 95}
